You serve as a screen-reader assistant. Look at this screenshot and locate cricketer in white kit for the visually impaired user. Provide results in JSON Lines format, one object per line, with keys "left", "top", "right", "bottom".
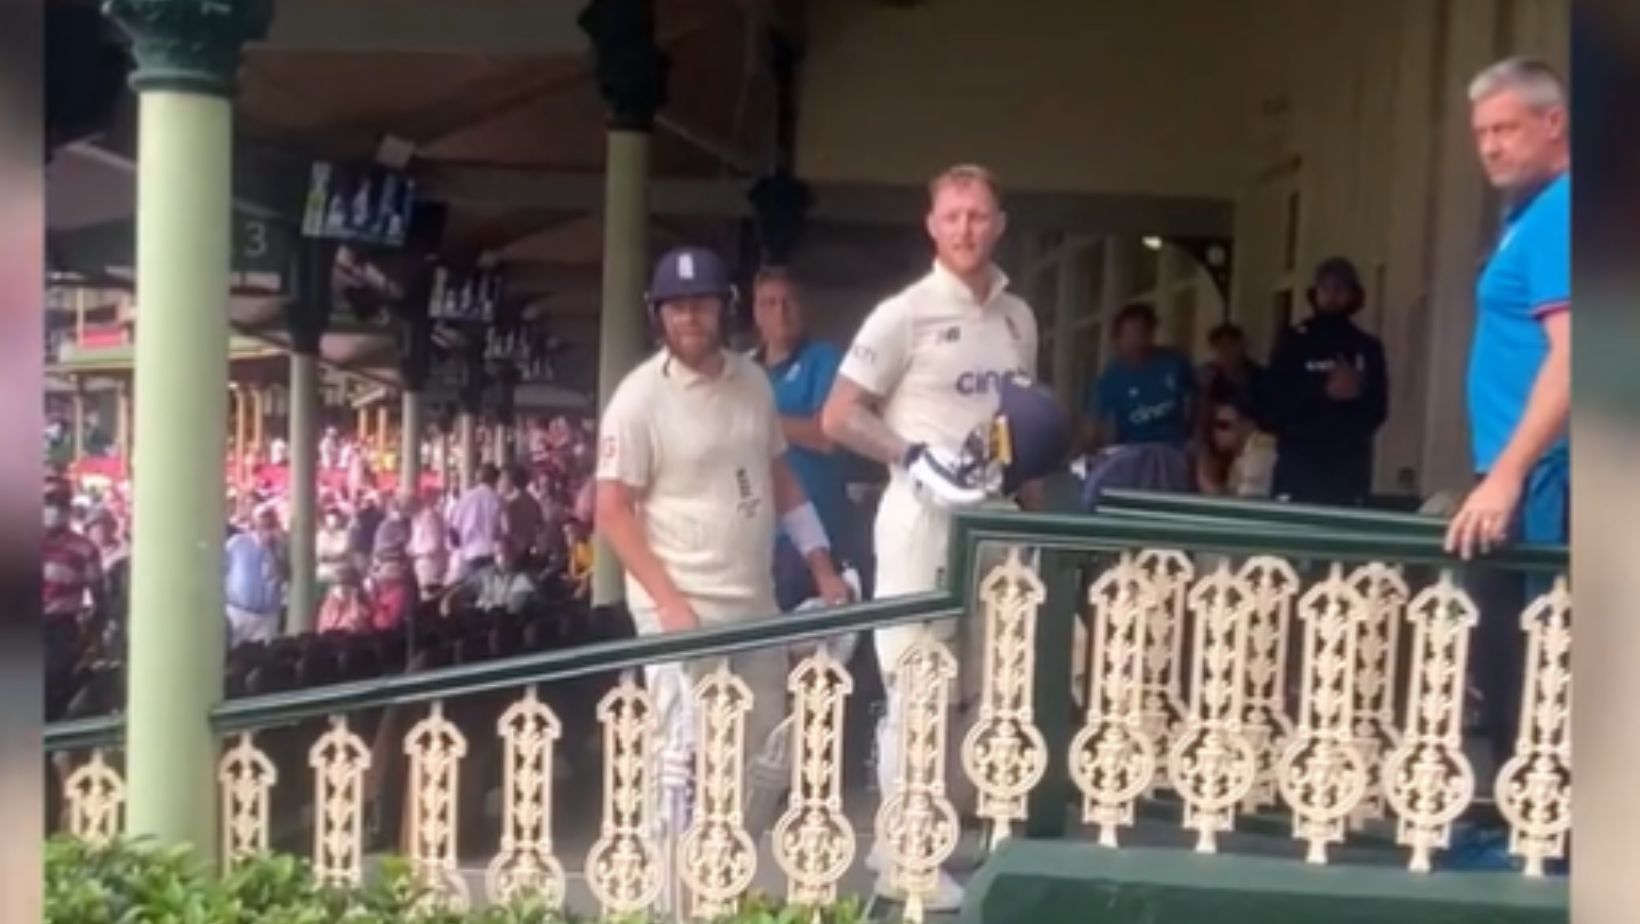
{"left": 822, "top": 164, "right": 1041, "bottom": 910}
{"left": 595, "top": 245, "right": 854, "bottom": 910}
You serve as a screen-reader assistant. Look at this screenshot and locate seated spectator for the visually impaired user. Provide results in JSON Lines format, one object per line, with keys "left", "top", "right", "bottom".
{"left": 440, "top": 537, "right": 537, "bottom": 616}
{"left": 1198, "top": 322, "right": 1266, "bottom": 429}
{"left": 317, "top": 563, "right": 373, "bottom": 634}
{"left": 1196, "top": 395, "right": 1278, "bottom": 498}
{"left": 368, "top": 503, "right": 417, "bottom": 632}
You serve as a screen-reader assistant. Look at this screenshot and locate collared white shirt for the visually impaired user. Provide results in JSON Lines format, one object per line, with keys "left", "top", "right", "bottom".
{"left": 450, "top": 483, "right": 502, "bottom": 562}
{"left": 838, "top": 260, "right": 1039, "bottom": 464}
{"left": 597, "top": 348, "right": 787, "bottom": 627}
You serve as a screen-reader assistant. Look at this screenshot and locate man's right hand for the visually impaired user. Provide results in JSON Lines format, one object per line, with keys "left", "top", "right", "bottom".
{"left": 656, "top": 596, "right": 701, "bottom": 633}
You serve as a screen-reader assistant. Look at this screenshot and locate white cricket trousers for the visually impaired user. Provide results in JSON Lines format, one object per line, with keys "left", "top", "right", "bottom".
{"left": 869, "top": 482, "right": 984, "bottom": 817}
{"left": 632, "top": 603, "right": 791, "bottom": 912}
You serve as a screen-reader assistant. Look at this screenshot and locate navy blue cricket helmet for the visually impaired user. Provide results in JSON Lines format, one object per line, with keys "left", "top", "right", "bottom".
{"left": 646, "top": 245, "right": 735, "bottom": 316}
{"left": 993, "top": 374, "right": 1072, "bottom": 494}
{"left": 954, "top": 373, "right": 1072, "bottom": 496}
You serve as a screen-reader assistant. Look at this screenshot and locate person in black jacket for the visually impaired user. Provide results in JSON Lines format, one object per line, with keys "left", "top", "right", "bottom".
{"left": 1266, "top": 257, "right": 1389, "bottom": 506}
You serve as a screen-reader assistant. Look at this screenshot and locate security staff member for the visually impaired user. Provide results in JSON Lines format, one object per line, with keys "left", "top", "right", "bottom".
{"left": 594, "top": 246, "right": 854, "bottom": 879}
{"left": 750, "top": 266, "right": 858, "bottom": 609}
{"left": 1265, "top": 256, "right": 1389, "bottom": 506}
{"left": 1442, "top": 58, "right": 1570, "bottom": 872}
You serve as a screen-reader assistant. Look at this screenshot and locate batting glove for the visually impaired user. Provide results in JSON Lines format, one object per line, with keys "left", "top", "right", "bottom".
{"left": 902, "top": 443, "right": 988, "bottom": 509}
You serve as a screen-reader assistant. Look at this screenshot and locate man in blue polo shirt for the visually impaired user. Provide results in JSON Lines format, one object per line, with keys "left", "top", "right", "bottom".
{"left": 752, "top": 267, "right": 858, "bottom": 608}
{"left": 1083, "top": 302, "right": 1196, "bottom": 450}
{"left": 1444, "top": 56, "right": 1570, "bottom": 873}
{"left": 1447, "top": 56, "right": 1571, "bottom": 558}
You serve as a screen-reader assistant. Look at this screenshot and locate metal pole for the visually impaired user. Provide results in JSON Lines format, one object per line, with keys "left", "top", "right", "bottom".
{"left": 286, "top": 351, "right": 319, "bottom": 634}
{"left": 591, "top": 128, "right": 651, "bottom": 607}
{"left": 123, "top": 88, "right": 235, "bottom": 853}
{"left": 400, "top": 389, "right": 423, "bottom": 496}
{"left": 71, "top": 386, "right": 85, "bottom": 463}
{"left": 233, "top": 386, "right": 248, "bottom": 488}
{"left": 116, "top": 382, "right": 132, "bottom": 463}
{"left": 250, "top": 386, "right": 265, "bottom": 462}
{"left": 457, "top": 411, "right": 476, "bottom": 490}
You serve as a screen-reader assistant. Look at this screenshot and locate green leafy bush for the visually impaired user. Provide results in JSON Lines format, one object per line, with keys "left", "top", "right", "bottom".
{"left": 45, "top": 837, "right": 868, "bottom": 924}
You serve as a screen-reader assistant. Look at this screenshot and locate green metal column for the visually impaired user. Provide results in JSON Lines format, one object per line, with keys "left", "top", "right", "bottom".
{"left": 491, "top": 417, "right": 509, "bottom": 470}
{"left": 580, "top": 0, "right": 666, "bottom": 608}
{"left": 106, "top": 0, "right": 269, "bottom": 854}
{"left": 285, "top": 351, "right": 318, "bottom": 634}
{"left": 590, "top": 130, "right": 650, "bottom": 607}
{"left": 400, "top": 390, "right": 423, "bottom": 495}
{"left": 397, "top": 314, "right": 431, "bottom": 497}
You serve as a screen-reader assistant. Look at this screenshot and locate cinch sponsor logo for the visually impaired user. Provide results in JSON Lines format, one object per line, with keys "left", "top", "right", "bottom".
{"left": 955, "top": 368, "right": 1027, "bottom": 396}
{"left": 1127, "top": 400, "right": 1178, "bottom": 424}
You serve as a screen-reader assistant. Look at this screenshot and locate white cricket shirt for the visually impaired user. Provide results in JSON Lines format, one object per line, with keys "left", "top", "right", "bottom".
{"left": 597, "top": 348, "right": 786, "bottom": 627}
{"left": 838, "top": 260, "right": 1039, "bottom": 473}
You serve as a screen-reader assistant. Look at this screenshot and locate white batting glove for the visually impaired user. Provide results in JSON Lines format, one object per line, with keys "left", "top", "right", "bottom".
{"left": 902, "top": 443, "right": 988, "bottom": 509}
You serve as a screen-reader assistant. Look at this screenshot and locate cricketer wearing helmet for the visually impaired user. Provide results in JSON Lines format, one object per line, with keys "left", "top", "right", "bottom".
{"left": 594, "top": 245, "right": 854, "bottom": 909}
{"left": 820, "top": 164, "right": 1064, "bottom": 910}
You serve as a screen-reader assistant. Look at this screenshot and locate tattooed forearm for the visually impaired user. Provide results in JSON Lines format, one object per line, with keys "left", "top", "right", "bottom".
{"left": 834, "top": 403, "right": 909, "bottom": 466}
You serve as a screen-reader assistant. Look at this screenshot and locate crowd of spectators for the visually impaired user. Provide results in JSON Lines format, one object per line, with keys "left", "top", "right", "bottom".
{"left": 42, "top": 411, "right": 602, "bottom": 722}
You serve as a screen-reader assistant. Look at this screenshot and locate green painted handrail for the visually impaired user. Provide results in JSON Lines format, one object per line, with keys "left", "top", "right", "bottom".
{"left": 45, "top": 508, "right": 1568, "bottom": 754}
{"left": 44, "top": 591, "right": 959, "bottom": 752}
{"left": 1092, "top": 504, "right": 1442, "bottom": 536}
{"left": 1096, "top": 488, "right": 1446, "bottom": 534}
{"left": 944, "top": 507, "right": 1567, "bottom": 601}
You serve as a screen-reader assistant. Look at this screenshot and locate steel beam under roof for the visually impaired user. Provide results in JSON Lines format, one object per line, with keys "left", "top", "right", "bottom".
{"left": 415, "top": 162, "right": 1235, "bottom": 237}
{"left": 259, "top": 0, "right": 588, "bottom": 56}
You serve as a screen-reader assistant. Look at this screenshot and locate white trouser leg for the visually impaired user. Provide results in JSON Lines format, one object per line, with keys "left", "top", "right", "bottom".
{"left": 737, "top": 645, "right": 796, "bottom": 834}
{"left": 645, "top": 662, "right": 693, "bottom": 918}
{"left": 869, "top": 489, "right": 1011, "bottom": 836}
{"left": 645, "top": 639, "right": 792, "bottom": 917}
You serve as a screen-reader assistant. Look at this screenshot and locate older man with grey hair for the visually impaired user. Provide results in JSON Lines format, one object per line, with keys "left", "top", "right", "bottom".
{"left": 1444, "top": 55, "right": 1570, "bottom": 873}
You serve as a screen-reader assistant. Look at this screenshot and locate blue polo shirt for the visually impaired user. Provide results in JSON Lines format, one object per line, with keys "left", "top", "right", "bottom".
{"left": 1087, "top": 349, "right": 1196, "bottom": 447}
{"left": 1468, "top": 171, "right": 1570, "bottom": 475}
{"left": 760, "top": 340, "right": 851, "bottom": 554}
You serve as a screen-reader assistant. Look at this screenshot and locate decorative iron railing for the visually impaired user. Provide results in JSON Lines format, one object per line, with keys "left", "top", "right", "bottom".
{"left": 45, "top": 505, "right": 1570, "bottom": 921}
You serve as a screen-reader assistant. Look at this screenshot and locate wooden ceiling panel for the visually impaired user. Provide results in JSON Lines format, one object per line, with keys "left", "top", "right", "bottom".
{"left": 499, "top": 215, "right": 606, "bottom": 265}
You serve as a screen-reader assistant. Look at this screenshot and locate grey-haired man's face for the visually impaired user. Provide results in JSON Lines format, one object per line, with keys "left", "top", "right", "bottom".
{"left": 1471, "top": 88, "right": 1567, "bottom": 192}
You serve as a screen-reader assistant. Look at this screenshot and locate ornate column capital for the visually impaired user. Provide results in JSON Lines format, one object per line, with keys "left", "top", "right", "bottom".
{"left": 103, "top": 0, "right": 271, "bottom": 96}
{"left": 578, "top": 0, "right": 669, "bottom": 131}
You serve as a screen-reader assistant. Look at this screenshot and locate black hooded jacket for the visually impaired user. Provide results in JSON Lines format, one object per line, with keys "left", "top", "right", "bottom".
{"left": 1264, "top": 313, "right": 1388, "bottom": 505}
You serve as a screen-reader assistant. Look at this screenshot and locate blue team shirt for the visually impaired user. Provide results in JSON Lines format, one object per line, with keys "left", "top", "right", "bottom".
{"left": 1087, "top": 349, "right": 1196, "bottom": 447}
{"left": 761, "top": 340, "right": 850, "bottom": 549}
{"left": 1468, "top": 171, "right": 1570, "bottom": 473}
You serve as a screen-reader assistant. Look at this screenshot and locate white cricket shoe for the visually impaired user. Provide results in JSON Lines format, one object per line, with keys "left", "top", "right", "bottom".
{"left": 866, "top": 846, "right": 965, "bottom": 912}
